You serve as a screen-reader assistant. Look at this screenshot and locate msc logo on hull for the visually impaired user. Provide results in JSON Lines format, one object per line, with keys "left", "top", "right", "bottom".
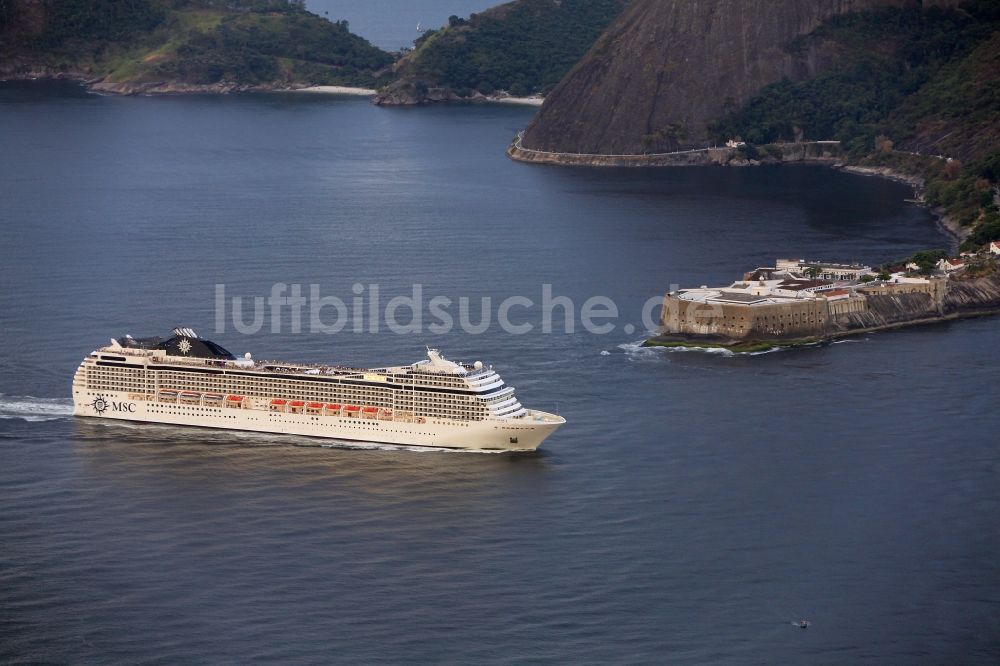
{"left": 91, "top": 395, "right": 136, "bottom": 415}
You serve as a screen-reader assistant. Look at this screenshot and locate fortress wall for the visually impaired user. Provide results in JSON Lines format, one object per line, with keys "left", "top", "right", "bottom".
{"left": 745, "top": 300, "right": 830, "bottom": 339}
{"left": 661, "top": 295, "right": 830, "bottom": 341}
{"left": 859, "top": 278, "right": 946, "bottom": 306}
{"left": 827, "top": 295, "right": 868, "bottom": 316}
{"left": 652, "top": 274, "right": 1000, "bottom": 349}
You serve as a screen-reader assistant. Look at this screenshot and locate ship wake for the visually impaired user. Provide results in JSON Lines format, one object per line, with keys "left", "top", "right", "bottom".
{"left": 616, "top": 337, "right": 862, "bottom": 359}
{"left": 0, "top": 394, "right": 75, "bottom": 422}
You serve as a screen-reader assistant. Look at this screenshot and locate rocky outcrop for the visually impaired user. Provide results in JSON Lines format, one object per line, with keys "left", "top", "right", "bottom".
{"left": 943, "top": 273, "right": 1000, "bottom": 313}
{"left": 373, "top": 81, "right": 466, "bottom": 106}
{"left": 520, "top": 0, "right": 944, "bottom": 155}
{"left": 833, "top": 293, "right": 939, "bottom": 331}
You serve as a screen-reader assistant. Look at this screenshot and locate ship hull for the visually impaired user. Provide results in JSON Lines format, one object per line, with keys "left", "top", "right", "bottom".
{"left": 72, "top": 390, "right": 561, "bottom": 452}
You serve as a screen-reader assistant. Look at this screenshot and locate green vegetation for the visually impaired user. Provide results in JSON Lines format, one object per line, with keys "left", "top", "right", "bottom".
{"left": 707, "top": 1, "right": 1000, "bottom": 250}
{"left": 959, "top": 256, "right": 999, "bottom": 279}
{"left": 145, "top": 9, "right": 391, "bottom": 86}
{"left": 29, "top": 0, "right": 167, "bottom": 46}
{"left": 709, "top": 3, "right": 1000, "bottom": 155}
{"left": 1, "top": 0, "right": 393, "bottom": 89}
{"left": 910, "top": 249, "right": 948, "bottom": 275}
{"left": 398, "top": 0, "right": 627, "bottom": 96}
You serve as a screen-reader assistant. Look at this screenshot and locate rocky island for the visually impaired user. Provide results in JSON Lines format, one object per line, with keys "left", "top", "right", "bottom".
{"left": 647, "top": 249, "right": 1000, "bottom": 353}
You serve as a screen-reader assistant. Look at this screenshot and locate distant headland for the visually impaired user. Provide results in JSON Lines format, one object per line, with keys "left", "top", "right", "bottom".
{"left": 372, "top": 0, "right": 626, "bottom": 106}
{"left": 0, "top": 0, "right": 393, "bottom": 95}
{"left": 0, "top": 0, "right": 618, "bottom": 103}
{"left": 510, "top": 0, "right": 1000, "bottom": 255}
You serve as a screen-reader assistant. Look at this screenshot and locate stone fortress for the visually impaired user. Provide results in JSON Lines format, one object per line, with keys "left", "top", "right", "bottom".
{"left": 653, "top": 250, "right": 1000, "bottom": 347}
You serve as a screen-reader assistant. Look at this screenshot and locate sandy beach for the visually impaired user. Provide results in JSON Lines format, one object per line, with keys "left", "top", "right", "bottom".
{"left": 296, "top": 85, "right": 545, "bottom": 106}
{"left": 487, "top": 95, "right": 544, "bottom": 106}
{"left": 295, "top": 85, "right": 377, "bottom": 96}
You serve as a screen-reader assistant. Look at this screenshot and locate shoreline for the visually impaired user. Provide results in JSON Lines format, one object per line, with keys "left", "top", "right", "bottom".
{"left": 835, "top": 164, "right": 967, "bottom": 248}
{"left": 1, "top": 73, "right": 545, "bottom": 106}
{"left": 506, "top": 131, "right": 966, "bottom": 252}
{"left": 507, "top": 133, "right": 844, "bottom": 167}
{"left": 1, "top": 71, "right": 326, "bottom": 96}
{"left": 292, "top": 86, "right": 544, "bottom": 105}
{"left": 485, "top": 95, "right": 545, "bottom": 106}
{"left": 293, "top": 85, "right": 377, "bottom": 96}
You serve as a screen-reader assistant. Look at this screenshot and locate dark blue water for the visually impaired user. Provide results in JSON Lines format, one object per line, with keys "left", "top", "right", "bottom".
{"left": 1, "top": 81, "right": 998, "bottom": 664}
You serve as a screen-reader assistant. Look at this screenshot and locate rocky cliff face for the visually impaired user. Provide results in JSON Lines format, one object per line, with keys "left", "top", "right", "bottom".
{"left": 520, "top": 0, "right": 937, "bottom": 154}
{"left": 833, "top": 273, "right": 1000, "bottom": 332}
{"left": 833, "top": 293, "right": 939, "bottom": 331}
{"left": 943, "top": 273, "right": 1000, "bottom": 313}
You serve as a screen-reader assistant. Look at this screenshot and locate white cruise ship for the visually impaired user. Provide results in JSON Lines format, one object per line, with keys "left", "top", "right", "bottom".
{"left": 72, "top": 328, "right": 565, "bottom": 451}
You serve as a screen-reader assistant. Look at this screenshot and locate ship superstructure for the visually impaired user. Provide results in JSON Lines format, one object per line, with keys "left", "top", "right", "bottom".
{"left": 73, "top": 328, "right": 564, "bottom": 451}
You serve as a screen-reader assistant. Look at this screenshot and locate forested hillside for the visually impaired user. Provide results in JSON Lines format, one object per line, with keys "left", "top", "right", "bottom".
{"left": 375, "top": 0, "right": 626, "bottom": 104}
{"left": 708, "top": 3, "right": 999, "bottom": 161}
{"left": 707, "top": 1, "right": 1000, "bottom": 249}
{"left": 0, "top": 0, "right": 393, "bottom": 91}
